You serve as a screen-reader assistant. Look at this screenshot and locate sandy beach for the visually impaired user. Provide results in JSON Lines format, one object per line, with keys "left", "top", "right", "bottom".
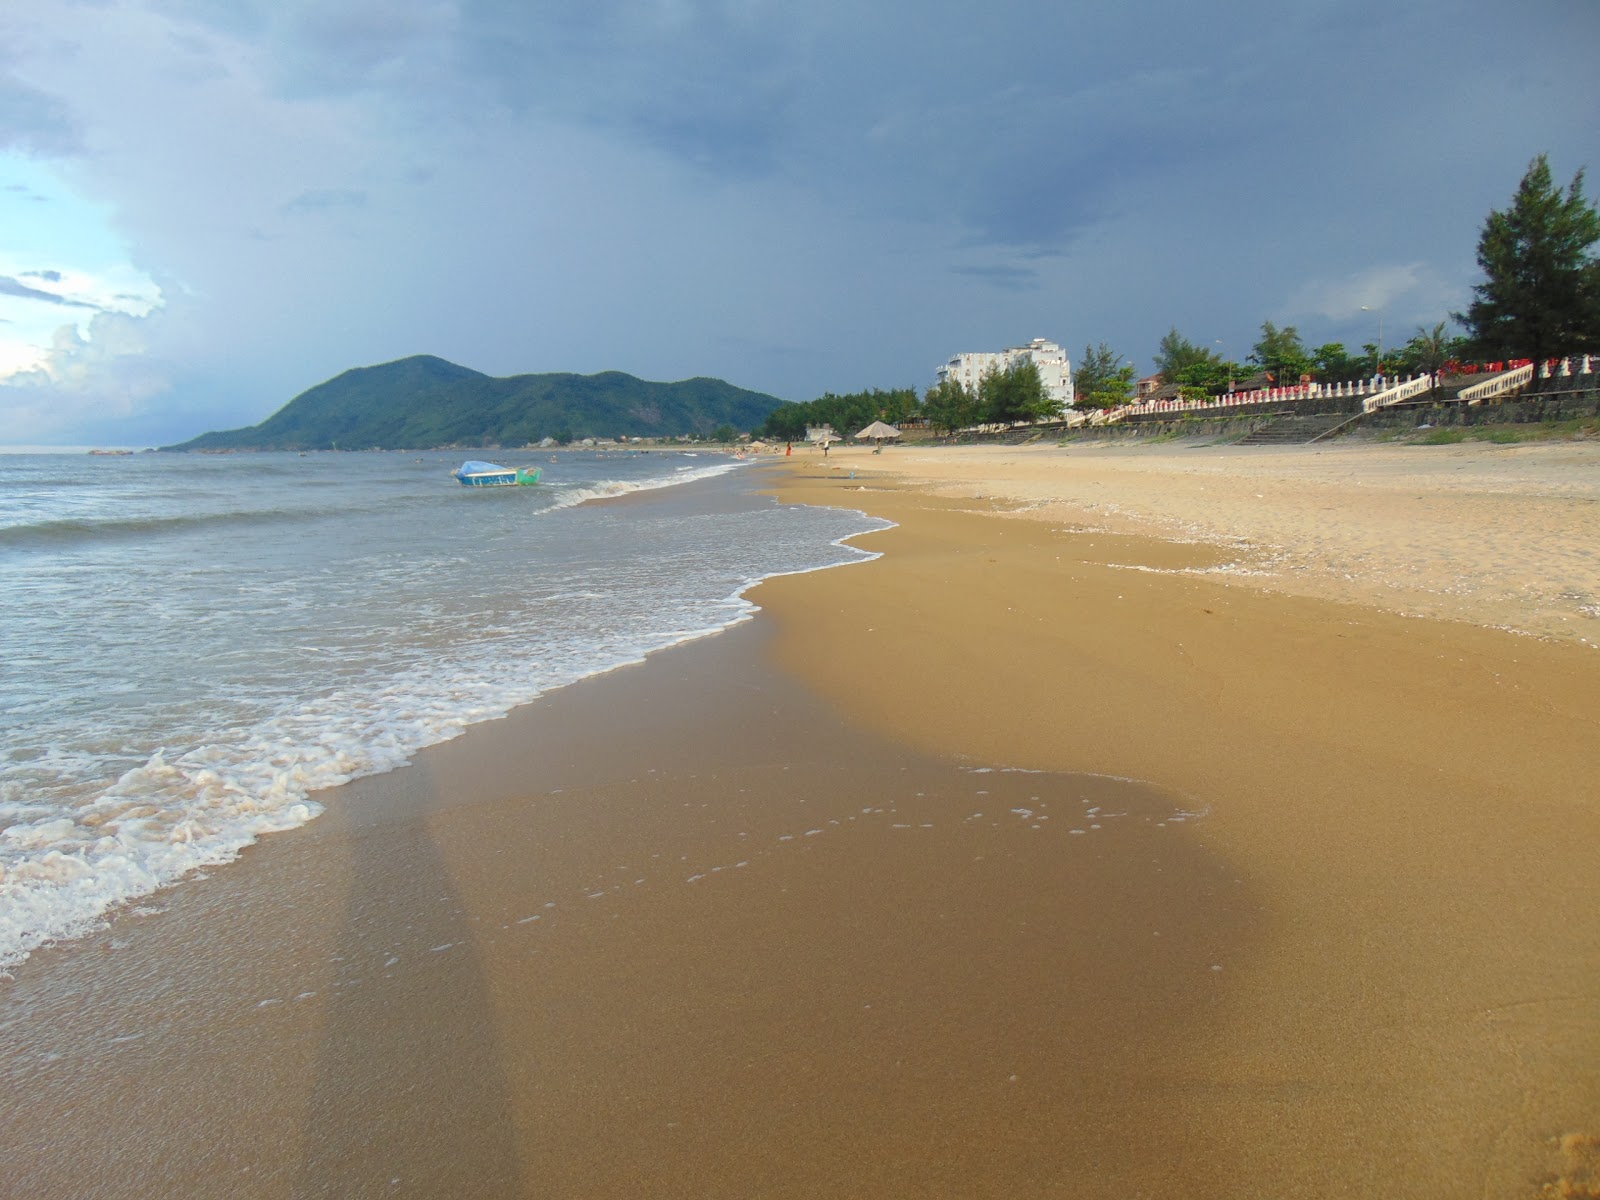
{"left": 4, "top": 439, "right": 1598, "bottom": 1198}
{"left": 760, "top": 439, "right": 1600, "bottom": 1196}
{"left": 789, "top": 439, "right": 1600, "bottom": 644}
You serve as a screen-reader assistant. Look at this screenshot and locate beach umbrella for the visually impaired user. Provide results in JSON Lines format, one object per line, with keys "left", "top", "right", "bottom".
{"left": 805, "top": 429, "right": 843, "bottom": 456}
{"left": 855, "top": 421, "right": 901, "bottom": 441}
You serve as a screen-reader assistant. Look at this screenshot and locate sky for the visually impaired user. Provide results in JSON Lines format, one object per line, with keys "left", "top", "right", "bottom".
{"left": 1, "top": 0, "right": 1597, "bottom": 446}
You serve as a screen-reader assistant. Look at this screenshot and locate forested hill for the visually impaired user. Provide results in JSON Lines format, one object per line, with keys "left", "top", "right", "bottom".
{"left": 162, "top": 355, "right": 786, "bottom": 450}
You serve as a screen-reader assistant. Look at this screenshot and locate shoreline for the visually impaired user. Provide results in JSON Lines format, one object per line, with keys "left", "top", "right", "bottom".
{"left": 1, "top": 621, "right": 1259, "bottom": 1198}
{"left": 3, "top": 440, "right": 1597, "bottom": 1197}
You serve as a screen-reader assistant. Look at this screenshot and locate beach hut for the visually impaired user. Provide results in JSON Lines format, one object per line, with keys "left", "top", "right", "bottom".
{"left": 855, "top": 420, "right": 901, "bottom": 453}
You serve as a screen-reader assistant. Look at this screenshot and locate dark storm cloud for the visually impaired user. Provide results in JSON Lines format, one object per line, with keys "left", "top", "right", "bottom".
{"left": 135, "top": 0, "right": 1595, "bottom": 258}
{"left": 0, "top": 275, "right": 97, "bottom": 308}
{"left": 0, "top": 74, "right": 83, "bottom": 155}
{"left": 8, "top": 0, "right": 1599, "bottom": 444}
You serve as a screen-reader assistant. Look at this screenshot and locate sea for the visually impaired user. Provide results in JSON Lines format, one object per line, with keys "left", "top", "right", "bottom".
{"left": 0, "top": 447, "right": 888, "bottom": 973}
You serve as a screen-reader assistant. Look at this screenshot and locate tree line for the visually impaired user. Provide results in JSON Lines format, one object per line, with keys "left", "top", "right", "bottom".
{"left": 1076, "top": 154, "right": 1599, "bottom": 409}
{"left": 1071, "top": 320, "right": 1470, "bottom": 410}
{"left": 761, "top": 153, "right": 1599, "bottom": 434}
{"left": 758, "top": 363, "right": 1062, "bottom": 441}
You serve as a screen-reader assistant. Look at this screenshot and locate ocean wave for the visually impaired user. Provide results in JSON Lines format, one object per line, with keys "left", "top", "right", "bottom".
{"left": 0, "top": 473, "right": 889, "bottom": 979}
{"left": 0, "top": 596, "right": 758, "bottom": 972}
{"left": 0, "top": 495, "right": 451, "bottom": 551}
{"left": 543, "top": 458, "right": 744, "bottom": 511}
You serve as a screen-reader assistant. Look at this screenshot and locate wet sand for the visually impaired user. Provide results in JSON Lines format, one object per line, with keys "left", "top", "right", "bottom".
{"left": 0, "top": 622, "right": 1256, "bottom": 1199}
{"left": 3, "top": 440, "right": 1598, "bottom": 1198}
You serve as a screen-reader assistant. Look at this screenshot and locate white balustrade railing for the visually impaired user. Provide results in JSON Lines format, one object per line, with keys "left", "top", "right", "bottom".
{"left": 1076, "top": 355, "right": 1597, "bottom": 427}
{"left": 1453, "top": 355, "right": 1600, "bottom": 403}
{"left": 1363, "top": 374, "right": 1436, "bottom": 411}
{"left": 1100, "top": 375, "right": 1392, "bottom": 424}
{"left": 1457, "top": 362, "right": 1535, "bottom": 405}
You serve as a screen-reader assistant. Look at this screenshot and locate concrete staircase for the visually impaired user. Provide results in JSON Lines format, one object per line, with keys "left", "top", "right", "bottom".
{"left": 1235, "top": 413, "right": 1359, "bottom": 445}
{"left": 1001, "top": 427, "right": 1046, "bottom": 445}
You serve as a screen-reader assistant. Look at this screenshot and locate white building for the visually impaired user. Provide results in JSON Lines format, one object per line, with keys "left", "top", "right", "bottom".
{"left": 937, "top": 338, "right": 1075, "bottom": 409}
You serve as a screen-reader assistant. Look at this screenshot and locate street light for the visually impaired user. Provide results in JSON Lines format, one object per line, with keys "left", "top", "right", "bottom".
{"left": 1361, "top": 305, "right": 1384, "bottom": 379}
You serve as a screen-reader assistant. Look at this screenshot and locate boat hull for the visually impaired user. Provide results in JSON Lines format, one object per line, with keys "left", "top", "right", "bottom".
{"left": 453, "top": 462, "right": 542, "bottom": 487}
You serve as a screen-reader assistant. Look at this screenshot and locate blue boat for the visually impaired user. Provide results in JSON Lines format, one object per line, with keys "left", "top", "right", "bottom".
{"left": 453, "top": 460, "right": 542, "bottom": 487}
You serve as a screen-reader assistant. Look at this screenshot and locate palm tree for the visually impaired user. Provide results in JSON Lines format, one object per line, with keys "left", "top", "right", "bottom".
{"left": 1409, "top": 322, "right": 1452, "bottom": 374}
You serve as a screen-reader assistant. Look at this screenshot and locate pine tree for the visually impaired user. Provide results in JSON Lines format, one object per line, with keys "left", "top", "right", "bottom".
{"left": 1460, "top": 155, "right": 1600, "bottom": 366}
{"left": 1152, "top": 329, "right": 1218, "bottom": 380}
{"left": 1248, "top": 320, "right": 1312, "bottom": 383}
{"left": 1073, "top": 343, "right": 1135, "bottom": 409}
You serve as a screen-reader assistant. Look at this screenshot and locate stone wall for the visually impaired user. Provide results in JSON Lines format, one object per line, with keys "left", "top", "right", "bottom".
{"left": 1360, "top": 390, "right": 1600, "bottom": 431}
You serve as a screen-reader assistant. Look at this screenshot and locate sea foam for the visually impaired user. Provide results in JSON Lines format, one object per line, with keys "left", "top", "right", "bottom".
{"left": 0, "top": 451, "right": 888, "bottom": 972}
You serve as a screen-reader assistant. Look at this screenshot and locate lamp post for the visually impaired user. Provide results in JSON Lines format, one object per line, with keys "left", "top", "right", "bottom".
{"left": 1361, "top": 305, "right": 1384, "bottom": 380}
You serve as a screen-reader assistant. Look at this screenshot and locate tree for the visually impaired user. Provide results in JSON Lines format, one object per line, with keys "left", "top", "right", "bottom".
{"left": 1459, "top": 155, "right": 1600, "bottom": 365}
{"left": 872, "top": 387, "right": 922, "bottom": 424}
{"left": 759, "top": 402, "right": 810, "bottom": 441}
{"left": 923, "top": 378, "right": 977, "bottom": 435}
{"left": 1152, "top": 328, "right": 1220, "bottom": 380}
{"left": 757, "top": 385, "right": 921, "bottom": 442}
{"left": 1173, "top": 358, "right": 1238, "bottom": 394}
{"left": 1013, "top": 361, "right": 1062, "bottom": 422}
{"left": 1073, "top": 343, "right": 1136, "bottom": 409}
{"left": 1249, "top": 320, "right": 1312, "bottom": 382}
{"left": 1312, "top": 343, "right": 1363, "bottom": 383}
{"left": 977, "top": 360, "right": 1057, "bottom": 425}
{"left": 1397, "top": 322, "right": 1466, "bottom": 375}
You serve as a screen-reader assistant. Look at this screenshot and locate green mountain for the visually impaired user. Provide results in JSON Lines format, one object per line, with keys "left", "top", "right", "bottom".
{"left": 163, "top": 355, "right": 786, "bottom": 451}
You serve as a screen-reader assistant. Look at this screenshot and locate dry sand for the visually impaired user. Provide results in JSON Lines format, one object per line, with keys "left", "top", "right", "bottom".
{"left": 757, "top": 440, "right": 1600, "bottom": 1197}
{"left": 792, "top": 439, "right": 1600, "bottom": 644}
{"left": 3, "top": 439, "right": 1597, "bottom": 1199}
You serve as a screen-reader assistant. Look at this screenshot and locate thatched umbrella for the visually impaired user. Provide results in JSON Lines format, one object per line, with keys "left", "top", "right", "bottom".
{"left": 855, "top": 420, "right": 901, "bottom": 452}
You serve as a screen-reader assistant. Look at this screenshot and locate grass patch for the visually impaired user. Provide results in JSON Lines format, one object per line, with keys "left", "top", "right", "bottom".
{"left": 1402, "top": 415, "right": 1600, "bottom": 445}
{"left": 1528, "top": 415, "right": 1600, "bottom": 439}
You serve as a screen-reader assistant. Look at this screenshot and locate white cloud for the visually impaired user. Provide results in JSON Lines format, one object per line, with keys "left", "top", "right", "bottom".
{"left": 1282, "top": 262, "right": 1470, "bottom": 333}
{"left": 0, "top": 335, "right": 47, "bottom": 377}
{"left": 0, "top": 309, "right": 173, "bottom": 442}
{"left": 0, "top": 258, "right": 165, "bottom": 394}
{"left": 0, "top": 161, "right": 167, "bottom": 396}
{"left": 1286, "top": 263, "right": 1426, "bottom": 321}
